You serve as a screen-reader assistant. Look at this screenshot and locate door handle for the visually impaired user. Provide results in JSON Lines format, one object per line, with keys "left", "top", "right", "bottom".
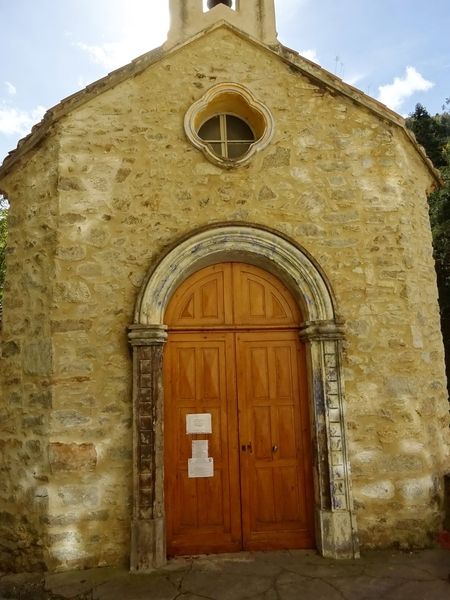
{"left": 241, "top": 442, "right": 253, "bottom": 453}
{"left": 272, "top": 445, "right": 278, "bottom": 453}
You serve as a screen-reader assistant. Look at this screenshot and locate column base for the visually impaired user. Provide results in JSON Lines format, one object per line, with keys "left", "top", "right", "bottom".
{"left": 316, "top": 509, "right": 360, "bottom": 559}
{"left": 130, "top": 518, "right": 166, "bottom": 572}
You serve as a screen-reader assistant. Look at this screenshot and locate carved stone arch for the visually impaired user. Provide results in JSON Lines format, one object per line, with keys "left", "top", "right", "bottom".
{"left": 128, "top": 224, "right": 359, "bottom": 571}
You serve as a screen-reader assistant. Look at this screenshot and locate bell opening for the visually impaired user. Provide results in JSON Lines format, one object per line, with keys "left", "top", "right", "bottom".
{"left": 204, "top": 0, "right": 235, "bottom": 11}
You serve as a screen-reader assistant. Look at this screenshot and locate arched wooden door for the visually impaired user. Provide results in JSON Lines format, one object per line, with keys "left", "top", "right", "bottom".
{"left": 164, "top": 263, "right": 315, "bottom": 556}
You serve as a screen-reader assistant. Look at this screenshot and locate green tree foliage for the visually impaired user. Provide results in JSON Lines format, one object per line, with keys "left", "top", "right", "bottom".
{"left": 0, "top": 196, "right": 7, "bottom": 304}
{"left": 407, "top": 100, "right": 450, "bottom": 394}
{"left": 407, "top": 103, "right": 449, "bottom": 167}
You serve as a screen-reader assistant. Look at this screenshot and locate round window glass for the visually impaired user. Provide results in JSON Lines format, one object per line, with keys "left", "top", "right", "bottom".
{"left": 198, "top": 114, "right": 255, "bottom": 160}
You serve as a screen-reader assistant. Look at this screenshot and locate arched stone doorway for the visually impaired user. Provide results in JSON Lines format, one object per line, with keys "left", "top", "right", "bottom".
{"left": 128, "top": 224, "right": 359, "bottom": 570}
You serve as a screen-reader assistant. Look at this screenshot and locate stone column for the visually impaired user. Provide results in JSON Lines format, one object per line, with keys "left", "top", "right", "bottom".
{"left": 300, "top": 320, "right": 360, "bottom": 559}
{"left": 128, "top": 324, "right": 168, "bottom": 571}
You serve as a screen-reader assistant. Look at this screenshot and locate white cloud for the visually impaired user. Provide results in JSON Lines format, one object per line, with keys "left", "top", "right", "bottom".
{"left": 74, "top": 41, "right": 131, "bottom": 71}
{"left": 300, "top": 49, "right": 318, "bottom": 63}
{"left": 4, "top": 81, "right": 17, "bottom": 96}
{"left": 0, "top": 105, "right": 46, "bottom": 136}
{"left": 74, "top": 35, "right": 158, "bottom": 72}
{"left": 377, "top": 66, "right": 434, "bottom": 111}
{"left": 75, "top": 1, "right": 169, "bottom": 71}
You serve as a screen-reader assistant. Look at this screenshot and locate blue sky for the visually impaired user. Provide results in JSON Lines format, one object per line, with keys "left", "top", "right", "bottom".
{"left": 1, "top": 0, "right": 449, "bottom": 163}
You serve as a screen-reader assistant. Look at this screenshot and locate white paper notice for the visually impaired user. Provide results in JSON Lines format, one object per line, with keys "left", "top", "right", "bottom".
{"left": 186, "top": 413, "right": 212, "bottom": 434}
{"left": 192, "top": 440, "right": 209, "bottom": 459}
{"left": 188, "top": 457, "right": 214, "bottom": 478}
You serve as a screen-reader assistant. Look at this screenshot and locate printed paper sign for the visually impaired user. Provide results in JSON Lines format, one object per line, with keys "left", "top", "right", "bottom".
{"left": 188, "top": 457, "right": 214, "bottom": 478}
{"left": 192, "top": 440, "right": 209, "bottom": 459}
{"left": 186, "top": 413, "right": 212, "bottom": 434}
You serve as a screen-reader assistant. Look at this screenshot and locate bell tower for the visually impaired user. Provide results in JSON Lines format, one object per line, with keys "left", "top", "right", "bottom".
{"left": 166, "top": 0, "right": 278, "bottom": 48}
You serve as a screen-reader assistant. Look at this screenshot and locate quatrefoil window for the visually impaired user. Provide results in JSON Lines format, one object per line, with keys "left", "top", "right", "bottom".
{"left": 185, "top": 83, "right": 274, "bottom": 168}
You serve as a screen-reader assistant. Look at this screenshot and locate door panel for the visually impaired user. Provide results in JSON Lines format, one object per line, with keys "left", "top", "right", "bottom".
{"left": 165, "top": 264, "right": 233, "bottom": 327}
{"left": 237, "top": 332, "right": 315, "bottom": 550}
{"left": 164, "top": 263, "right": 315, "bottom": 556}
{"left": 164, "top": 333, "right": 241, "bottom": 555}
{"left": 232, "top": 263, "right": 301, "bottom": 327}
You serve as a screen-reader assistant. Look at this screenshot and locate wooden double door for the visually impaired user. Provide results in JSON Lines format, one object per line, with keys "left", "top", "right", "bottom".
{"left": 164, "top": 263, "right": 315, "bottom": 556}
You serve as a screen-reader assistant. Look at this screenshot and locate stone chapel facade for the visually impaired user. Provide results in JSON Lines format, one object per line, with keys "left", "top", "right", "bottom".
{"left": 0, "top": 0, "right": 449, "bottom": 573}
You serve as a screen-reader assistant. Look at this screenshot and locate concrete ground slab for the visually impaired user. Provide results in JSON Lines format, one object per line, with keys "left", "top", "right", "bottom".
{"left": 0, "top": 548, "right": 448, "bottom": 600}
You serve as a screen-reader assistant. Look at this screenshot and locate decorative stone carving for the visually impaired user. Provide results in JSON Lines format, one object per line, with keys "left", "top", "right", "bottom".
{"left": 128, "top": 325, "right": 168, "bottom": 570}
{"left": 300, "top": 320, "right": 359, "bottom": 558}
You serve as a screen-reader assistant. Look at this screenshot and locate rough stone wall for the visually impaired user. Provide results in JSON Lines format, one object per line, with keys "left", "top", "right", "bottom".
{"left": 0, "top": 138, "right": 59, "bottom": 571}
{"left": 0, "top": 26, "right": 448, "bottom": 571}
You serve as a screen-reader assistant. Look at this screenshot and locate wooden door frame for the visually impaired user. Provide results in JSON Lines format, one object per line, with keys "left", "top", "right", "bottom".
{"left": 128, "top": 223, "right": 360, "bottom": 571}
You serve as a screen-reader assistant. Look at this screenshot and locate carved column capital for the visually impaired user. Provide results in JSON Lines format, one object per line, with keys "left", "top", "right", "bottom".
{"left": 128, "top": 324, "right": 168, "bottom": 346}
{"left": 299, "top": 320, "right": 345, "bottom": 342}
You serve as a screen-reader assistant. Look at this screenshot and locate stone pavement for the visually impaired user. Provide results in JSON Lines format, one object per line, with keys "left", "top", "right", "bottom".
{"left": 0, "top": 548, "right": 449, "bottom": 600}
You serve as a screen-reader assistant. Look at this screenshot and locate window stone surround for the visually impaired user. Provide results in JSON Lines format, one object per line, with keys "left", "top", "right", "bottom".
{"left": 184, "top": 82, "right": 275, "bottom": 168}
